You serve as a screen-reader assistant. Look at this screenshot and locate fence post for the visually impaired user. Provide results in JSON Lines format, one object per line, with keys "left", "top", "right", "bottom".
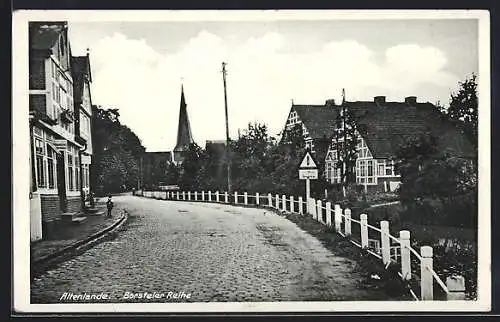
{"left": 208, "top": 191, "right": 212, "bottom": 202}
{"left": 420, "top": 246, "right": 434, "bottom": 300}
{"left": 188, "top": 191, "right": 191, "bottom": 201}
{"left": 275, "top": 194, "right": 280, "bottom": 209}
{"left": 216, "top": 191, "right": 220, "bottom": 202}
{"left": 256, "top": 192, "right": 260, "bottom": 205}
{"left": 298, "top": 196, "right": 303, "bottom": 214}
{"left": 446, "top": 275, "right": 466, "bottom": 300}
{"left": 166, "top": 191, "right": 169, "bottom": 199}
{"left": 194, "top": 191, "right": 198, "bottom": 201}
{"left": 202, "top": 191, "right": 205, "bottom": 201}
{"left": 380, "top": 220, "right": 391, "bottom": 266}
{"left": 244, "top": 192, "right": 248, "bottom": 205}
{"left": 310, "top": 198, "right": 316, "bottom": 219}
{"left": 224, "top": 191, "right": 228, "bottom": 203}
{"left": 316, "top": 200, "right": 322, "bottom": 222}
{"left": 282, "top": 195, "right": 287, "bottom": 212}
{"left": 344, "top": 208, "right": 351, "bottom": 236}
{"left": 234, "top": 191, "right": 238, "bottom": 204}
{"left": 325, "top": 202, "right": 332, "bottom": 226}
{"left": 400, "top": 230, "right": 411, "bottom": 281}
{"left": 334, "top": 204, "right": 342, "bottom": 232}
{"left": 360, "top": 214, "right": 369, "bottom": 249}
{"left": 183, "top": 191, "right": 186, "bottom": 200}
{"left": 268, "top": 193, "right": 272, "bottom": 207}
{"left": 290, "top": 196, "right": 294, "bottom": 213}
{"left": 176, "top": 191, "right": 180, "bottom": 200}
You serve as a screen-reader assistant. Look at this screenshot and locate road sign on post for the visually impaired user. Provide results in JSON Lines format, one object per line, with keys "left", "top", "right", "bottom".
{"left": 298, "top": 151, "right": 318, "bottom": 214}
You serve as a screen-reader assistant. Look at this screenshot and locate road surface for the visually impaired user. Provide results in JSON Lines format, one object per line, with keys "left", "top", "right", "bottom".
{"left": 31, "top": 195, "right": 396, "bottom": 303}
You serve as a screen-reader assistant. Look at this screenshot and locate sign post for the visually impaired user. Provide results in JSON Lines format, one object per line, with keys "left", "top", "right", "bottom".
{"left": 298, "top": 151, "right": 318, "bottom": 214}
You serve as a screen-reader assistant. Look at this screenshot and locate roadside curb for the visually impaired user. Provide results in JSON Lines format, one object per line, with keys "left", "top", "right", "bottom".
{"left": 31, "top": 210, "right": 129, "bottom": 278}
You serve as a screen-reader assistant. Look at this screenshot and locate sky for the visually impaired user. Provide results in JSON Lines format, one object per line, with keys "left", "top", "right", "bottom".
{"left": 67, "top": 18, "right": 479, "bottom": 152}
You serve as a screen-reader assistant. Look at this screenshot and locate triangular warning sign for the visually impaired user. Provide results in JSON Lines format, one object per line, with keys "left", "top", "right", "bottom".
{"left": 299, "top": 151, "right": 317, "bottom": 168}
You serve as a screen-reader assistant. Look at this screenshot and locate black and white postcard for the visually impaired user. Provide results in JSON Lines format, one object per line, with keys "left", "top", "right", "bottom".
{"left": 12, "top": 10, "right": 491, "bottom": 313}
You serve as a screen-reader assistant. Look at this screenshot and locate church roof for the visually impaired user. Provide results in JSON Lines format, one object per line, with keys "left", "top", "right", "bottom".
{"left": 173, "top": 85, "right": 194, "bottom": 152}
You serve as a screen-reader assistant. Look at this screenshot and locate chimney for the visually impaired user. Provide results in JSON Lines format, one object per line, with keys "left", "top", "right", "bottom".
{"left": 325, "top": 99, "right": 335, "bottom": 107}
{"left": 374, "top": 96, "right": 386, "bottom": 104}
{"left": 405, "top": 96, "right": 417, "bottom": 105}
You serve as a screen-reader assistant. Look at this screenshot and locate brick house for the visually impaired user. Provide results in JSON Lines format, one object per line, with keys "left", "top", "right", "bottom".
{"left": 29, "top": 21, "right": 86, "bottom": 239}
{"left": 282, "top": 96, "right": 475, "bottom": 194}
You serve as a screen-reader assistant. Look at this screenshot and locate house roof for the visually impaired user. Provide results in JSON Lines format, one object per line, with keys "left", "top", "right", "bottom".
{"left": 345, "top": 100, "right": 475, "bottom": 159}
{"left": 71, "top": 56, "right": 92, "bottom": 102}
{"left": 29, "top": 22, "right": 66, "bottom": 52}
{"left": 292, "top": 104, "right": 339, "bottom": 139}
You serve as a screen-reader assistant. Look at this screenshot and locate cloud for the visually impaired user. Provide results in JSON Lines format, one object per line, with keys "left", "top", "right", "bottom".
{"left": 77, "top": 31, "right": 458, "bottom": 152}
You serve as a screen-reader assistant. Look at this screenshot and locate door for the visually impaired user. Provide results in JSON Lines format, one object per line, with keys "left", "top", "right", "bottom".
{"left": 56, "top": 152, "right": 67, "bottom": 212}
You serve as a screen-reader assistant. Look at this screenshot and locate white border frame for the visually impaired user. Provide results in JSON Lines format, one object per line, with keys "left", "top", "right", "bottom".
{"left": 12, "top": 9, "right": 491, "bottom": 313}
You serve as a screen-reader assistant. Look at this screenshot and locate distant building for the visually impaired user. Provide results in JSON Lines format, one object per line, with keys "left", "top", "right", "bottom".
{"left": 140, "top": 85, "right": 195, "bottom": 189}
{"left": 29, "top": 21, "right": 86, "bottom": 239}
{"left": 172, "top": 85, "right": 194, "bottom": 164}
{"left": 282, "top": 96, "right": 475, "bottom": 193}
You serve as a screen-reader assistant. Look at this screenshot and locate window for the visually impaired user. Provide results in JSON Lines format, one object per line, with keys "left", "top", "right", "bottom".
{"left": 60, "top": 36, "right": 65, "bottom": 56}
{"left": 75, "top": 154, "right": 80, "bottom": 190}
{"left": 35, "top": 139, "right": 45, "bottom": 188}
{"left": 67, "top": 152, "right": 74, "bottom": 191}
{"left": 378, "top": 163, "right": 385, "bottom": 176}
{"left": 47, "top": 145, "right": 56, "bottom": 189}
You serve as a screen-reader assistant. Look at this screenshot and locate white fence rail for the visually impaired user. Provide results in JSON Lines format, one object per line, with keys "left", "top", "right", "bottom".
{"left": 134, "top": 189, "right": 465, "bottom": 301}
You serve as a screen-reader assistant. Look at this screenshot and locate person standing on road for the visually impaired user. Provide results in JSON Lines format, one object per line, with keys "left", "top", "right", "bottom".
{"left": 106, "top": 195, "right": 114, "bottom": 217}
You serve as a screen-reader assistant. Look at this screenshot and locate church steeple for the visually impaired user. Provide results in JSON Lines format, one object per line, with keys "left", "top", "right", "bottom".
{"left": 173, "top": 84, "right": 194, "bottom": 163}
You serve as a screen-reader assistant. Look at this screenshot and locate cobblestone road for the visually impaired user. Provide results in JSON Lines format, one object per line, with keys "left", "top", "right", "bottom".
{"left": 31, "top": 195, "right": 394, "bottom": 303}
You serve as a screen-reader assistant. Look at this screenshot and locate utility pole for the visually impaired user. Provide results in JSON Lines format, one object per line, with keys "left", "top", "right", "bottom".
{"left": 222, "top": 62, "right": 232, "bottom": 193}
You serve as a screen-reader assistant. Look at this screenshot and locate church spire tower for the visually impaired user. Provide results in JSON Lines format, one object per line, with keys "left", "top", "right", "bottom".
{"left": 173, "top": 83, "right": 194, "bottom": 164}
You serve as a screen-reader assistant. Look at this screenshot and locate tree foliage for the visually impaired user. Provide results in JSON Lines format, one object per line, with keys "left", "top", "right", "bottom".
{"left": 175, "top": 122, "right": 310, "bottom": 197}
{"left": 393, "top": 74, "right": 478, "bottom": 228}
{"left": 447, "top": 73, "right": 478, "bottom": 146}
{"left": 91, "top": 105, "right": 145, "bottom": 195}
{"left": 333, "top": 103, "right": 359, "bottom": 194}
{"left": 395, "top": 133, "right": 477, "bottom": 228}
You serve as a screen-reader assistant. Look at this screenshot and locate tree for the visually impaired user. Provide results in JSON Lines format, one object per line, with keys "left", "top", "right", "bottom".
{"left": 178, "top": 142, "right": 205, "bottom": 190}
{"left": 91, "top": 105, "right": 145, "bottom": 195}
{"left": 447, "top": 73, "right": 478, "bottom": 146}
{"left": 395, "top": 133, "right": 477, "bottom": 227}
{"left": 332, "top": 103, "right": 359, "bottom": 197}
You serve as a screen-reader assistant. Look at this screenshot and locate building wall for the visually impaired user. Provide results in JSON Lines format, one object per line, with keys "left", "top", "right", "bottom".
{"left": 325, "top": 135, "right": 401, "bottom": 192}
{"left": 30, "top": 193, "right": 43, "bottom": 241}
{"left": 40, "top": 194, "right": 62, "bottom": 222}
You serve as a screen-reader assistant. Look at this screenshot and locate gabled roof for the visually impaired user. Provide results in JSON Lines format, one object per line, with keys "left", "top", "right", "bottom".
{"left": 346, "top": 100, "right": 475, "bottom": 159}
{"left": 29, "top": 22, "right": 66, "bottom": 52}
{"left": 292, "top": 104, "right": 339, "bottom": 139}
{"left": 71, "top": 55, "right": 92, "bottom": 103}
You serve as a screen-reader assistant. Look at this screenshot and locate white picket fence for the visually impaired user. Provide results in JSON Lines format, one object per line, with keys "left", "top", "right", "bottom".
{"left": 135, "top": 189, "right": 466, "bottom": 301}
